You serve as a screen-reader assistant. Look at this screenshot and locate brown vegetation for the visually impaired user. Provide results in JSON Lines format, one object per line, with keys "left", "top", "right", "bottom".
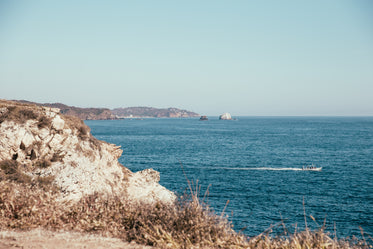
{"left": 0, "top": 160, "right": 32, "bottom": 184}
{"left": 0, "top": 179, "right": 371, "bottom": 248}
{"left": 34, "top": 159, "right": 52, "bottom": 169}
{"left": 0, "top": 102, "right": 52, "bottom": 129}
{"left": 0, "top": 105, "right": 38, "bottom": 124}
{"left": 37, "top": 115, "right": 51, "bottom": 129}
{"left": 0, "top": 160, "right": 57, "bottom": 191}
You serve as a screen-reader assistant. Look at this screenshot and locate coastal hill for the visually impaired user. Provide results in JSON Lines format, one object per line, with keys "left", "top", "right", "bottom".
{"left": 112, "top": 106, "right": 200, "bottom": 118}
{"left": 15, "top": 100, "right": 199, "bottom": 120}
{"left": 16, "top": 100, "right": 116, "bottom": 120}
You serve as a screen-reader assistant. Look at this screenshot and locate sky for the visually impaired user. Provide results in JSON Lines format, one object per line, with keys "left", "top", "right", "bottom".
{"left": 0, "top": 1, "right": 372, "bottom": 116}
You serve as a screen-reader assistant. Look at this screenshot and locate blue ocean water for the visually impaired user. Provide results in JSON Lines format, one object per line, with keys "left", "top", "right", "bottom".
{"left": 86, "top": 117, "right": 373, "bottom": 238}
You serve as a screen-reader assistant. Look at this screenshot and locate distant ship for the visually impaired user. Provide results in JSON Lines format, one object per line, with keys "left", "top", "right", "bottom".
{"left": 199, "top": 115, "right": 208, "bottom": 121}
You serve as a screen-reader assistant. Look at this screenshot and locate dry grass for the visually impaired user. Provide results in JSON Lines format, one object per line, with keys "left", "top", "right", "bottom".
{"left": 62, "top": 114, "right": 90, "bottom": 139}
{"left": 0, "top": 179, "right": 371, "bottom": 249}
{"left": 63, "top": 114, "right": 102, "bottom": 152}
{"left": 247, "top": 230, "right": 371, "bottom": 249}
{"left": 0, "top": 160, "right": 32, "bottom": 184}
{"left": 78, "top": 125, "right": 90, "bottom": 138}
{"left": 0, "top": 160, "right": 57, "bottom": 191}
{"left": 34, "top": 159, "right": 52, "bottom": 168}
{"left": 37, "top": 115, "right": 51, "bottom": 129}
{"left": 0, "top": 181, "right": 247, "bottom": 248}
{"left": 0, "top": 105, "right": 39, "bottom": 124}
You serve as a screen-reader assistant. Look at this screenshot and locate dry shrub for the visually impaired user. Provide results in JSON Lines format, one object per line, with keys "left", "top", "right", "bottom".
{"left": 0, "top": 181, "right": 61, "bottom": 229}
{"left": 0, "top": 185, "right": 247, "bottom": 248}
{"left": 34, "top": 159, "right": 52, "bottom": 168}
{"left": 0, "top": 106, "right": 39, "bottom": 124}
{"left": 0, "top": 160, "right": 32, "bottom": 184}
{"left": 18, "top": 109, "right": 38, "bottom": 120}
{"left": 37, "top": 115, "right": 51, "bottom": 129}
{"left": 0, "top": 179, "right": 371, "bottom": 248}
{"left": 78, "top": 125, "right": 90, "bottom": 137}
{"left": 0, "top": 160, "right": 18, "bottom": 175}
{"left": 36, "top": 175, "right": 56, "bottom": 191}
{"left": 62, "top": 115, "right": 89, "bottom": 138}
{"left": 247, "top": 229, "right": 371, "bottom": 249}
{"left": 61, "top": 114, "right": 83, "bottom": 128}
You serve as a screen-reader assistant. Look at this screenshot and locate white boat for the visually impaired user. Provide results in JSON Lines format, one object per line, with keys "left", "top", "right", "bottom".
{"left": 302, "top": 164, "right": 322, "bottom": 171}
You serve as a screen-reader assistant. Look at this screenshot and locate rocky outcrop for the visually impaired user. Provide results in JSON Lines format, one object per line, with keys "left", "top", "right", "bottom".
{"left": 219, "top": 113, "right": 232, "bottom": 120}
{"left": 0, "top": 99, "right": 175, "bottom": 204}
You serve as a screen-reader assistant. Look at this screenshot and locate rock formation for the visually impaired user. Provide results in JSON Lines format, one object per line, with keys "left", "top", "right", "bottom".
{"left": 219, "top": 113, "right": 232, "bottom": 120}
{"left": 0, "top": 99, "right": 174, "bottom": 204}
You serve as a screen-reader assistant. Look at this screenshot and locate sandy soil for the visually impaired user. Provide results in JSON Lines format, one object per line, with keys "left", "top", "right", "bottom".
{"left": 0, "top": 229, "right": 153, "bottom": 249}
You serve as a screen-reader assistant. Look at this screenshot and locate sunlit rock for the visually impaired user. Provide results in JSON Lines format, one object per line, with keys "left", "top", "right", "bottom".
{"left": 219, "top": 113, "right": 232, "bottom": 120}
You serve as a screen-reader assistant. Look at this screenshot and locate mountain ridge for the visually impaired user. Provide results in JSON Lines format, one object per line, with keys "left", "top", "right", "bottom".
{"left": 14, "top": 100, "right": 200, "bottom": 120}
{"left": 112, "top": 106, "right": 199, "bottom": 118}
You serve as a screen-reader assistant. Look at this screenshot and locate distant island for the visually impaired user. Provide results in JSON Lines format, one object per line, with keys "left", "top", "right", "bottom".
{"left": 14, "top": 100, "right": 199, "bottom": 120}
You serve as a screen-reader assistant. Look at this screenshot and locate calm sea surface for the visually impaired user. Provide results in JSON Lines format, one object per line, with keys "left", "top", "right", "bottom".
{"left": 86, "top": 117, "right": 373, "bottom": 238}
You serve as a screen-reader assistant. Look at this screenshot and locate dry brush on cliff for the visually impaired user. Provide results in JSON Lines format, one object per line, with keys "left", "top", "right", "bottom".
{"left": 0, "top": 180, "right": 371, "bottom": 249}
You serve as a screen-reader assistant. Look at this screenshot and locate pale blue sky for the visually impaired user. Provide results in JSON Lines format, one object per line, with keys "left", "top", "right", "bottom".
{"left": 1, "top": 1, "right": 372, "bottom": 115}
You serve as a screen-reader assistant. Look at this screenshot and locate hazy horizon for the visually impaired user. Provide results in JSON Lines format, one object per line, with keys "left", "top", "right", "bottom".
{"left": 1, "top": 1, "right": 372, "bottom": 116}
{"left": 2, "top": 98, "right": 373, "bottom": 117}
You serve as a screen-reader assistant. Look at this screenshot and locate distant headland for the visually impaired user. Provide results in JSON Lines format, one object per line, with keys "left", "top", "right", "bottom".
{"left": 14, "top": 100, "right": 200, "bottom": 120}
{"left": 112, "top": 107, "right": 200, "bottom": 119}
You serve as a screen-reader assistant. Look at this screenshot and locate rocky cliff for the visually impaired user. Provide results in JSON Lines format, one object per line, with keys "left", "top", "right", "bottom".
{"left": 0, "top": 99, "right": 174, "bottom": 203}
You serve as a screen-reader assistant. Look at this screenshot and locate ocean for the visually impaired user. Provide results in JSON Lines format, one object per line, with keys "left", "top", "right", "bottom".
{"left": 86, "top": 117, "right": 373, "bottom": 238}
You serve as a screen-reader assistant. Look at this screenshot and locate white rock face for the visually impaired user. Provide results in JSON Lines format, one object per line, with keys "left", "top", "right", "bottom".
{"left": 126, "top": 168, "right": 175, "bottom": 204}
{"left": 219, "top": 113, "right": 232, "bottom": 120}
{"left": 51, "top": 115, "right": 65, "bottom": 131}
{"left": 0, "top": 100, "right": 175, "bottom": 204}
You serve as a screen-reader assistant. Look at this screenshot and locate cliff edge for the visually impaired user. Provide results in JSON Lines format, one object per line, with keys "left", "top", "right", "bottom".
{"left": 0, "top": 99, "right": 174, "bottom": 204}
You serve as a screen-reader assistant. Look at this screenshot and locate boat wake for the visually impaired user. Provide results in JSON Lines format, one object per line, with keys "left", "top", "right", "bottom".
{"left": 215, "top": 167, "right": 304, "bottom": 171}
